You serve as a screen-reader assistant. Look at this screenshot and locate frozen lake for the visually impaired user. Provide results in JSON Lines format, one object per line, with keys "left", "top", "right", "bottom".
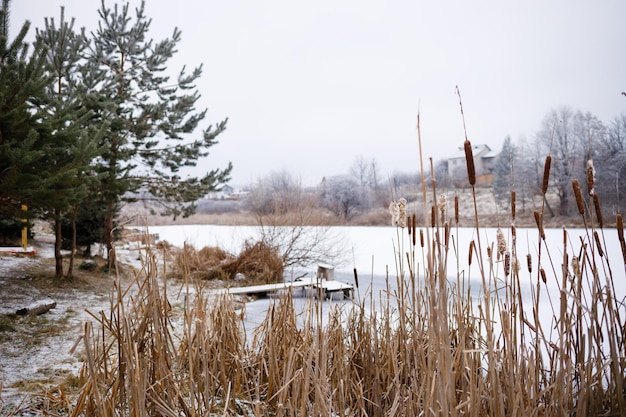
{"left": 137, "top": 224, "right": 626, "bottom": 343}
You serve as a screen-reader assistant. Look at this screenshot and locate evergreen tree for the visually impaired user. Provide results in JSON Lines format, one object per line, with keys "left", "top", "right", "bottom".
{"left": 36, "top": 7, "right": 103, "bottom": 277}
{"left": 492, "top": 136, "right": 517, "bottom": 210}
{"left": 84, "top": 0, "right": 231, "bottom": 265}
{"left": 0, "top": 0, "right": 52, "bottom": 218}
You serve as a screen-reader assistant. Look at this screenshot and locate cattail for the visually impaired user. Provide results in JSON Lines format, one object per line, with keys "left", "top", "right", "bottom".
{"left": 571, "top": 256, "right": 581, "bottom": 279}
{"left": 469, "top": 240, "right": 476, "bottom": 266}
{"left": 593, "top": 231, "right": 604, "bottom": 257}
{"left": 454, "top": 195, "right": 459, "bottom": 224}
{"left": 511, "top": 191, "right": 516, "bottom": 221}
{"left": 540, "top": 268, "right": 547, "bottom": 284}
{"left": 542, "top": 156, "right": 552, "bottom": 194}
{"left": 353, "top": 267, "right": 359, "bottom": 289}
{"left": 534, "top": 210, "right": 545, "bottom": 240}
{"left": 496, "top": 227, "right": 507, "bottom": 259}
{"left": 586, "top": 159, "right": 595, "bottom": 196}
{"left": 618, "top": 214, "right": 626, "bottom": 266}
{"left": 464, "top": 140, "right": 476, "bottom": 185}
{"left": 431, "top": 205, "right": 435, "bottom": 227}
{"left": 397, "top": 198, "right": 407, "bottom": 228}
{"left": 389, "top": 198, "right": 407, "bottom": 228}
{"left": 407, "top": 215, "right": 412, "bottom": 235}
{"left": 526, "top": 253, "right": 532, "bottom": 273}
{"left": 487, "top": 245, "right": 492, "bottom": 259}
{"left": 419, "top": 229, "right": 424, "bottom": 248}
{"left": 572, "top": 179, "right": 585, "bottom": 215}
{"left": 444, "top": 223, "right": 450, "bottom": 247}
{"left": 438, "top": 194, "right": 448, "bottom": 222}
{"left": 593, "top": 194, "right": 603, "bottom": 228}
{"left": 389, "top": 200, "right": 399, "bottom": 226}
{"left": 504, "top": 251, "right": 511, "bottom": 277}
{"left": 412, "top": 213, "right": 417, "bottom": 245}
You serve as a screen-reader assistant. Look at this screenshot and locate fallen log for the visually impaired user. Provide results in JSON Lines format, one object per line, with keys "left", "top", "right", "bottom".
{"left": 16, "top": 299, "right": 56, "bottom": 316}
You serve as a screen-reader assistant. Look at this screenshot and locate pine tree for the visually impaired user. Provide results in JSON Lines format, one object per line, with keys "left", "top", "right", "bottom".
{"left": 0, "top": 0, "right": 52, "bottom": 218}
{"left": 35, "top": 7, "right": 103, "bottom": 277}
{"left": 85, "top": 0, "right": 231, "bottom": 266}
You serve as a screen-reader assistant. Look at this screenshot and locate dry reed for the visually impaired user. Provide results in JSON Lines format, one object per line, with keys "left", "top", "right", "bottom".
{"left": 57, "top": 136, "right": 625, "bottom": 416}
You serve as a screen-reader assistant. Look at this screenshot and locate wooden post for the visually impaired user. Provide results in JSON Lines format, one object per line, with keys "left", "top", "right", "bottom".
{"left": 21, "top": 204, "right": 28, "bottom": 251}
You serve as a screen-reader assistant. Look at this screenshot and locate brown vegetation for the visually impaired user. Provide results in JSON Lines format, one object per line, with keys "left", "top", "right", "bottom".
{"left": 23, "top": 135, "right": 619, "bottom": 416}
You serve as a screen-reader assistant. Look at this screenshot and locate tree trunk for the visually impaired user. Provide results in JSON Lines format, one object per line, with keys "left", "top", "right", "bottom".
{"left": 105, "top": 208, "right": 116, "bottom": 270}
{"left": 54, "top": 208, "right": 64, "bottom": 278}
{"left": 67, "top": 210, "right": 77, "bottom": 279}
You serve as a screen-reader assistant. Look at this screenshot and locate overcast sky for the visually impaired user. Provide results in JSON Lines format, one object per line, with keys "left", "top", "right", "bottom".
{"left": 11, "top": 0, "right": 626, "bottom": 186}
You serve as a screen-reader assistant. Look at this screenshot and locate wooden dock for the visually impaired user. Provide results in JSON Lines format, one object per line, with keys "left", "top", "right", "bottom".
{"left": 215, "top": 277, "right": 354, "bottom": 299}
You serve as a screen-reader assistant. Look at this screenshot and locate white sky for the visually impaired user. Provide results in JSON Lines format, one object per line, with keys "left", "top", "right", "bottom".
{"left": 11, "top": 0, "right": 626, "bottom": 186}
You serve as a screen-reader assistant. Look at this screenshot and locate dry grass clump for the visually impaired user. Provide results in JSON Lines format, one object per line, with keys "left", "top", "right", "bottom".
{"left": 172, "top": 243, "right": 234, "bottom": 280}
{"left": 171, "top": 241, "right": 284, "bottom": 284}
{"left": 231, "top": 240, "right": 284, "bottom": 284}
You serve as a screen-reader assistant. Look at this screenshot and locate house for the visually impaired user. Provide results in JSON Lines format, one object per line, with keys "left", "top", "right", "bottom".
{"left": 204, "top": 185, "right": 250, "bottom": 200}
{"left": 204, "top": 184, "right": 234, "bottom": 200}
{"left": 447, "top": 144, "right": 498, "bottom": 185}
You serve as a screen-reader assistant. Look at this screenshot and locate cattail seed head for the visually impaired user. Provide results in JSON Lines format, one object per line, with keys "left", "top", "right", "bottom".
{"left": 594, "top": 231, "right": 604, "bottom": 257}
{"left": 464, "top": 140, "right": 476, "bottom": 185}
{"left": 586, "top": 159, "right": 595, "bottom": 196}
{"left": 534, "top": 210, "right": 545, "bottom": 240}
{"left": 397, "top": 198, "right": 407, "bottom": 228}
{"left": 353, "top": 267, "right": 359, "bottom": 289}
{"left": 469, "top": 240, "right": 475, "bottom": 266}
{"left": 571, "top": 256, "right": 581, "bottom": 279}
{"left": 512, "top": 255, "right": 520, "bottom": 274}
{"left": 487, "top": 245, "right": 492, "bottom": 259}
{"left": 496, "top": 227, "right": 507, "bottom": 259}
{"left": 540, "top": 268, "right": 547, "bottom": 284}
{"left": 526, "top": 253, "right": 532, "bottom": 273}
{"left": 511, "top": 191, "right": 516, "bottom": 221}
{"left": 389, "top": 200, "right": 398, "bottom": 226}
{"left": 420, "top": 229, "right": 424, "bottom": 248}
{"left": 438, "top": 194, "right": 448, "bottom": 222}
{"left": 454, "top": 195, "right": 459, "bottom": 224}
{"left": 572, "top": 179, "right": 585, "bottom": 215}
{"left": 504, "top": 251, "right": 511, "bottom": 277}
{"left": 617, "top": 214, "right": 624, "bottom": 243}
{"left": 389, "top": 198, "right": 407, "bottom": 228}
{"left": 593, "top": 194, "right": 603, "bottom": 228}
{"left": 431, "top": 205, "right": 435, "bottom": 228}
{"left": 542, "top": 156, "right": 552, "bottom": 194}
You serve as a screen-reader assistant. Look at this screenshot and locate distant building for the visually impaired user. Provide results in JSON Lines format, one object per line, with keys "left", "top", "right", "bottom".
{"left": 204, "top": 185, "right": 250, "bottom": 200}
{"left": 447, "top": 144, "right": 498, "bottom": 185}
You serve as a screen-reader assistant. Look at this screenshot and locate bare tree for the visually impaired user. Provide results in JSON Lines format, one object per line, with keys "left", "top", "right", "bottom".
{"left": 246, "top": 171, "right": 349, "bottom": 275}
{"left": 534, "top": 107, "right": 601, "bottom": 216}
{"left": 595, "top": 113, "right": 626, "bottom": 214}
{"left": 320, "top": 176, "right": 365, "bottom": 220}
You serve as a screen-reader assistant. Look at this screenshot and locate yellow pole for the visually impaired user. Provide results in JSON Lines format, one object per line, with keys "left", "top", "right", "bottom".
{"left": 21, "top": 204, "right": 28, "bottom": 251}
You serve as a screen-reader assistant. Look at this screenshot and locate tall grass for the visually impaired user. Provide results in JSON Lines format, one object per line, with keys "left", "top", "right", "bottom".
{"left": 65, "top": 141, "right": 625, "bottom": 416}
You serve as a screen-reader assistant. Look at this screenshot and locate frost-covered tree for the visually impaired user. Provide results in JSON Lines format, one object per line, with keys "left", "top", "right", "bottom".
{"left": 492, "top": 136, "right": 517, "bottom": 210}
{"left": 535, "top": 107, "right": 603, "bottom": 216}
{"left": 594, "top": 113, "right": 626, "bottom": 214}
{"left": 320, "top": 176, "right": 364, "bottom": 219}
